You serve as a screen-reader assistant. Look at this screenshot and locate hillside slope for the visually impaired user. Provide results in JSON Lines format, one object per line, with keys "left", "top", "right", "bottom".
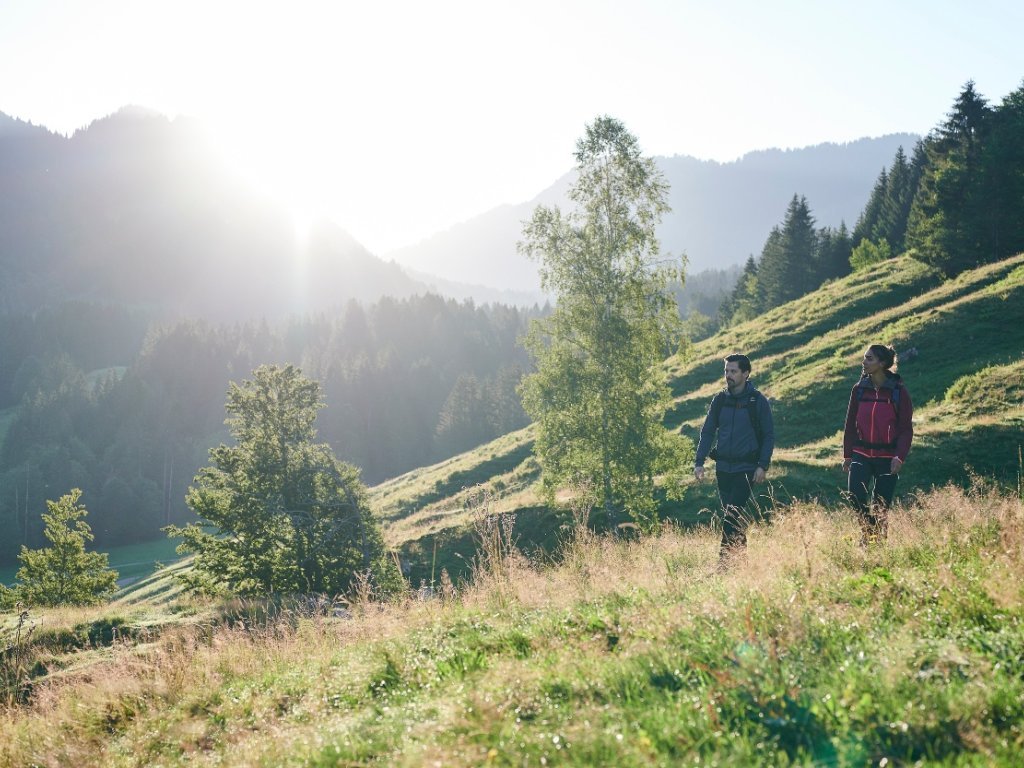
{"left": 371, "top": 253, "right": 1024, "bottom": 581}
{"left": 4, "top": 484, "right": 1023, "bottom": 766}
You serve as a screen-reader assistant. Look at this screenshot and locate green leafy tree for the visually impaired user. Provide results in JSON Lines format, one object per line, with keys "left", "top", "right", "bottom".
{"left": 518, "top": 116, "right": 692, "bottom": 529}
{"left": 14, "top": 488, "right": 118, "bottom": 606}
{"left": 849, "top": 238, "right": 892, "bottom": 271}
{"left": 167, "top": 364, "right": 398, "bottom": 597}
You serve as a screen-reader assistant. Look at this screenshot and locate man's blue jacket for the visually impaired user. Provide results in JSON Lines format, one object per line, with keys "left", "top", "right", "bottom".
{"left": 694, "top": 382, "right": 775, "bottom": 473}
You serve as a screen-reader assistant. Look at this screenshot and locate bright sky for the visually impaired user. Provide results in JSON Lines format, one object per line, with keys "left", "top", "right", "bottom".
{"left": 1, "top": 0, "right": 1022, "bottom": 254}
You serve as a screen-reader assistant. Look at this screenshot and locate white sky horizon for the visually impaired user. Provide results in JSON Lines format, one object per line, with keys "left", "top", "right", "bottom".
{"left": 2, "top": 0, "right": 1022, "bottom": 254}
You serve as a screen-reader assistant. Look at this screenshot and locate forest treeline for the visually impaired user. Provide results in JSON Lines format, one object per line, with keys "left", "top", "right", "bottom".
{"left": 720, "top": 80, "right": 1024, "bottom": 324}
{"left": 0, "top": 294, "right": 538, "bottom": 563}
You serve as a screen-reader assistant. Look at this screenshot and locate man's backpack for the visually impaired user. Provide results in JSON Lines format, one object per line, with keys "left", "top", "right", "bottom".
{"left": 708, "top": 390, "right": 764, "bottom": 463}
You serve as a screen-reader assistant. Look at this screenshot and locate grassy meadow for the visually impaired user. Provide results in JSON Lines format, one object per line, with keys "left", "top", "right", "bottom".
{"left": 2, "top": 484, "right": 1023, "bottom": 766}
{"left": 2, "top": 252, "right": 1024, "bottom": 765}
{"left": 371, "top": 253, "right": 1024, "bottom": 585}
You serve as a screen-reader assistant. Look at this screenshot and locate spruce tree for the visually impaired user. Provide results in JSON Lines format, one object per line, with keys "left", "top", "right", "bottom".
{"left": 817, "top": 223, "right": 853, "bottom": 282}
{"left": 979, "top": 82, "right": 1024, "bottom": 260}
{"left": 15, "top": 489, "right": 119, "bottom": 606}
{"left": 757, "top": 195, "right": 817, "bottom": 308}
{"left": 722, "top": 255, "right": 762, "bottom": 325}
{"left": 906, "top": 81, "right": 993, "bottom": 273}
{"left": 873, "top": 146, "right": 915, "bottom": 252}
{"left": 853, "top": 169, "right": 889, "bottom": 246}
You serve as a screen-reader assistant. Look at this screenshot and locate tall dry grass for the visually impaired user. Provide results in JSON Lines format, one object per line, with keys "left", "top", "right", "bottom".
{"left": 1, "top": 481, "right": 1021, "bottom": 766}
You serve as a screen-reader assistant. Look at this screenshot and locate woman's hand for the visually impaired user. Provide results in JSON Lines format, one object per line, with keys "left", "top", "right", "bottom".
{"left": 890, "top": 457, "right": 903, "bottom": 474}
{"left": 842, "top": 458, "right": 852, "bottom": 473}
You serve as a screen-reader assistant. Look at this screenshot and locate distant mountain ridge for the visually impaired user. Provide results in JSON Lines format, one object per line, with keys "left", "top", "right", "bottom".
{"left": 386, "top": 134, "right": 919, "bottom": 292}
{"left": 0, "top": 108, "right": 430, "bottom": 320}
{"left": 0, "top": 107, "right": 918, "bottom": 313}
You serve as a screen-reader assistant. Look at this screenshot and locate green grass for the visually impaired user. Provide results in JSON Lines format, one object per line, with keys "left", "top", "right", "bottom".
{"left": 105, "top": 537, "right": 184, "bottom": 583}
{"left": 3, "top": 485, "right": 1023, "bottom": 765}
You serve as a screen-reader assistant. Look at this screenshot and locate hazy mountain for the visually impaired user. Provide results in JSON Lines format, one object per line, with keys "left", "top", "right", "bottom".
{"left": 0, "top": 108, "right": 429, "bottom": 320}
{"left": 0, "top": 108, "right": 919, "bottom": 312}
{"left": 386, "top": 134, "right": 919, "bottom": 292}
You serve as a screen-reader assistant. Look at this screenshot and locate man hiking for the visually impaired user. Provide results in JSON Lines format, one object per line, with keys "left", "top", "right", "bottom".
{"left": 694, "top": 353, "right": 775, "bottom": 562}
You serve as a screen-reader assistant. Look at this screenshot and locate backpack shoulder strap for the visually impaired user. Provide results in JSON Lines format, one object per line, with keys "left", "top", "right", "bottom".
{"left": 710, "top": 392, "right": 726, "bottom": 422}
{"left": 857, "top": 380, "right": 901, "bottom": 411}
{"left": 747, "top": 391, "right": 764, "bottom": 447}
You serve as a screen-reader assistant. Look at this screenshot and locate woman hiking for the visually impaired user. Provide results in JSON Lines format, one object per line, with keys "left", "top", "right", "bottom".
{"left": 842, "top": 344, "right": 913, "bottom": 543}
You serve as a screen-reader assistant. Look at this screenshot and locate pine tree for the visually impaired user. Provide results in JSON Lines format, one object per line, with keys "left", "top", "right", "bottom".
{"left": 434, "top": 373, "right": 487, "bottom": 456}
{"left": 853, "top": 169, "right": 889, "bottom": 246}
{"left": 757, "top": 195, "right": 817, "bottom": 308}
{"left": 979, "top": 81, "right": 1024, "bottom": 260}
{"left": 873, "top": 146, "right": 916, "bottom": 252}
{"left": 722, "top": 255, "right": 761, "bottom": 325}
{"left": 906, "top": 81, "right": 994, "bottom": 273}
{"left": 15, "top": 489, "right": 119, "bottom": 606}
{"left": 816, "top": 223, "right": 853, "bottom": 282}
{"left": 519, "top": 116, "right": 692, "bottom": 529}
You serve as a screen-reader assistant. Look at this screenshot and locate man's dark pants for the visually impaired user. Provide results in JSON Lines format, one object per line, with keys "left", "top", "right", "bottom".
{"left": 716, "top": 469, "right": 757, "bottom": 555}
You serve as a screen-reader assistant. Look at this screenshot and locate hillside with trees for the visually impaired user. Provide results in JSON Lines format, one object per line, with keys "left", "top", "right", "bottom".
{"left": 1, "top": 83, "right": 1023, "bottom": 765}
{"left": 2, "top": 247, "right": 1022, "bottom": 768}
{"left": 720, "top": 80, "right": 1024, "bottom": 326}
{"left": 0, "top": 295, "right": 538, "bottom": 566}
{"left": 368, "top": 250, "right": 1024, "bottom": 586}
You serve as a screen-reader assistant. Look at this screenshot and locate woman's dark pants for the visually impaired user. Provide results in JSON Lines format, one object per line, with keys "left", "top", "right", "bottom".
{"left": 848, "top": 453, "right": 898, "bottom": 542}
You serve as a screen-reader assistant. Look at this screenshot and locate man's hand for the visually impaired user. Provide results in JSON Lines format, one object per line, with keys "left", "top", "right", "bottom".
{"left": 694, "top": 466, "right": 705, "bottom": 482}
{"left": 842, "top": 458, "right": 852, "bottom": 473}
{"left": 890, "top": 457, "right": 903, "bottom": 474}
{"left": 753, "top": 467, "right": 766, "bottom": 484}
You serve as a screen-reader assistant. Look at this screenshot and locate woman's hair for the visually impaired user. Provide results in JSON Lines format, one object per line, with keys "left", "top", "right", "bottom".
{"left": 867, "top": 344, "right": 897, "bottom": 372}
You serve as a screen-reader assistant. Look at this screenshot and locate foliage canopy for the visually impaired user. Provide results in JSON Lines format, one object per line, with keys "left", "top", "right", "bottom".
{"left": 167, "top": 364, "right": 398, "bottom": 597}
{"left": 518, "top": 116, "right": 692, "bottom": 528}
